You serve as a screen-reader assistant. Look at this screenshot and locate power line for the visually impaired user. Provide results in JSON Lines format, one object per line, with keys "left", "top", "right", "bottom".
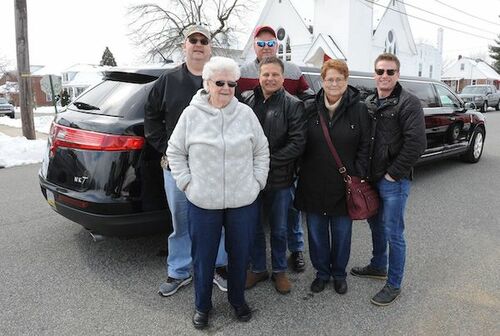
{"left": 398, "top": 0, "right": 498, "bottom": 35}
{"left": 365, "top": 0, "right": 496, "bottom": 41}
{"left": 434, "top": 0, "right": 500, "bottom": 27}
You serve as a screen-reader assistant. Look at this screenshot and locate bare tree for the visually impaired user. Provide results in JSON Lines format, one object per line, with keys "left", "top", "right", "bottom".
{"left": 128, "top": 0, "right": 256, "bottom": 61}
{"left": 0, "top": 54, "right": 10, "bottom": 75}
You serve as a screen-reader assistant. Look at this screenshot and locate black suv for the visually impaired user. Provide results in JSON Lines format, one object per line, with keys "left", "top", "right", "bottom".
{"left": 39, "top": 66, "right": 486, "bottom": 236}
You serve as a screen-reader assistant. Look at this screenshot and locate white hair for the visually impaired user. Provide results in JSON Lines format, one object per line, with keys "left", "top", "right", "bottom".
{"left": 202, "top": 56, "right": 240, "bottom": 91}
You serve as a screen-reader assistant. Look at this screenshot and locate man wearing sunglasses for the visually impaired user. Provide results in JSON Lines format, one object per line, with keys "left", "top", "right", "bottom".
{"left": 242, "top": 56, "right": 307, "bottom": 294}
{"left": 350, "top": 53, "right": 426, "bottom": 306}
{"left": 145, "top": 24, "right": 228, "bottom": 298}
{"left": 239, "top": 25, "right": 313, "bottom": 274}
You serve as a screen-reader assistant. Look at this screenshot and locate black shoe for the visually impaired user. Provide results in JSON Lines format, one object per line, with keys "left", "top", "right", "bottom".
{"left": 290, "top": 251, "right": 306, "bottom": 272}
{"left": 192, "top": 310, "right": 209, "bottom": 329}
{"left": 371, "top": 284, "right": 401, "bottom": 306}
{"left": 333, "top": 279, "right": 348, "bottom": 294}
{"left": 233, "top": 302, "right": 252, "bottom": 322}
{"left": 310, "top": 278, "right": 327, "bottom": 293}
{"left": 350, "top": 265, "right": 387, "bottom": 280}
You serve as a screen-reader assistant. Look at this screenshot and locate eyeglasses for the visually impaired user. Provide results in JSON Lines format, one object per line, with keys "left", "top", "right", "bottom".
{"left": 188, "top": 37, "right": 209, "bottom": 45}
{"left": 375, "top": 69, "right": 398, "bottom": 76}
{"left": 323, "top": 77, "right": 346, "bottom": 85}
{"left": 212, "top": 80, "right": 237, "bottom": 88}
{"left": 256, "top": 40, "right": 277, "bottom": 48}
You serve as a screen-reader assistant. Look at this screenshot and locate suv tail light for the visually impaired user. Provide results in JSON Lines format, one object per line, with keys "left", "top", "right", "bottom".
{"left": 49, "top": 122, "right": 144, "bottom": 156}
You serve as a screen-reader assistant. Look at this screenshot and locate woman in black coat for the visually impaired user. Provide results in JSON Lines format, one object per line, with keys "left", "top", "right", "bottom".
{"left": 295, "top": 59, "right": 370, "bottom": 294}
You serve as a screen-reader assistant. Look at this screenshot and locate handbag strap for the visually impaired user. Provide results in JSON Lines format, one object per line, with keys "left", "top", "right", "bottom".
{"left": 318, "top": 112, "right": 349, "bottom": 179}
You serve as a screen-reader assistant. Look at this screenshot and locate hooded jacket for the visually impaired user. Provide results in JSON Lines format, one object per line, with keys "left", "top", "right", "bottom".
{"left": 365, "top": 82, "right": 427, "bottom": 182}
{"left": 167, "top": 89, "right": 270, "bottom": 210}
{"left": 295, "top": 86, "right": 371, "bottom": 216}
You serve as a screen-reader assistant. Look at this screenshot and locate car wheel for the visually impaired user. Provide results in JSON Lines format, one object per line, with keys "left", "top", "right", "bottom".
{"left": 9, "top": 112, "right": 15, "bottom": 119}
{"left": 496, "top": 101, "right": 500, "bottom": 111}
{"left": 461, "top": 127, "right": 484, "bottom": 163}
{"left": 481, "top": 101, "right": 488, "bottom": 112}
{"left": 448, "top": 123, "right": 461, "bottom": 143}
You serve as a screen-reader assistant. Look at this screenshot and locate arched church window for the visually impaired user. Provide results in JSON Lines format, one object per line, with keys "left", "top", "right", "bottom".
{"left": 384, "top": 30, "right": 397, "bottom": 55}
{"left": 278, "top": 44, "right": 284, "bottom": 60}
{"left": 285, "top": 36, "right": 292, "bottom": 61}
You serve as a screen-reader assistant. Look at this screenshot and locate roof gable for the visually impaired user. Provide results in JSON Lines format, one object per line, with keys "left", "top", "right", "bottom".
{"left": 373, "top": 0, "right": 416, "bottom": 54}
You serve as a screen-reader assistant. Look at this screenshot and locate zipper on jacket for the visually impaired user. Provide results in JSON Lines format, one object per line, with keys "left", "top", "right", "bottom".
{"left": 221, "top": 109, "right": 226, "bottom": 208}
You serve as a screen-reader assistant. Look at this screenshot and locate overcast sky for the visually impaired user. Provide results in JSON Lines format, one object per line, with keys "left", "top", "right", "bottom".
{"left": 0, "top": 0, "right": 498, "bottom": 71}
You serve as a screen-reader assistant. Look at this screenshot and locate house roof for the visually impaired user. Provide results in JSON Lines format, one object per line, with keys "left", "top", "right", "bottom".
{"left": 303, "top": 33, "right": 347, "bottom": 66}
{"left": 442, "top": 58, "right": 500, "bottom": 80}
{"left": 373, "top": 0, "right": 417, "bottom": 54}
{"left": 240, "top": 0, "right": 311, "bottom": 60}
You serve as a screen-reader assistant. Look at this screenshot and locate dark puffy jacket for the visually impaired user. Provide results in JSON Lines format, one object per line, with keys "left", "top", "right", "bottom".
{"left": 295, "top": 86, "right": 371, "bottom": 216}
{"left": 365, "top": 82, "right": 427, "bottom": 182}
{"left": 242, "top": 87, "right": 307, "bottom": 189}
{"left": 144, "top": 63, "right": 202, "bottom": 155}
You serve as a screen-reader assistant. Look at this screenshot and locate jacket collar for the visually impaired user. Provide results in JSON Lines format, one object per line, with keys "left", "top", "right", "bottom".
{"left": 367, "top": 82, "right": 402, "bottom": 111}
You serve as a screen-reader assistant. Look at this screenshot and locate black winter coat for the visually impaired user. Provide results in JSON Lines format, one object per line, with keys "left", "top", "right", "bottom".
{"left": 365, "top": 82, "right": 427, "bottom": 182}
{"left": 144, "top": 63, "right": 202, "bottom": 155}
{"left": 243, "top": 87, "right": 307, "bottom": 189}
{"left": 295, "top": 86, "right": 371, "bottom": 216}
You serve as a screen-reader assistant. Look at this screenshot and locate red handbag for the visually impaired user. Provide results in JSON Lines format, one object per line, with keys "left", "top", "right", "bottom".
{"left": 318, "top": 113, "right": 379, "bottom": 220}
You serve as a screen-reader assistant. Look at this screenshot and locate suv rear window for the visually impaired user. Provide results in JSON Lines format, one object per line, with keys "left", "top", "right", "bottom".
{"left": 68, "top": 78, "right": 156, "bottom": 118}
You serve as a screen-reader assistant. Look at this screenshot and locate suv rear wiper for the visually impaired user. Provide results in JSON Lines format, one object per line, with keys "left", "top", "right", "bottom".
{"left": 73, "top": 101, "right": 100, "bottom": 111}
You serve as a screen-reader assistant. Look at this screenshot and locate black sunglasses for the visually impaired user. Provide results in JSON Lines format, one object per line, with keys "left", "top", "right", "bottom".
{"left": 256, "top": 40, "right": 277, "bottom": 48}
{"left": 188, "top": 37, "right": 209, "bottom": 45}
{"left": 375, "top": 69, "right": 398, "bottom": 76}
{"left": 213, "top": 80, "right": 237, "bottom": 88}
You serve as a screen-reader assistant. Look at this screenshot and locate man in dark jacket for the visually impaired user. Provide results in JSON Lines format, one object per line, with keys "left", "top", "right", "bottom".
{"left": 350, "top": 53, "right": 427, "bottom": 306}
{"left": 238, "top": 25, "right": 313, "bottom": 273}
{"left": 144, "top": 25, "right": 227, "bottom": 298}
{"left": 242, "top": 56, "right": 307, "bottom": 294}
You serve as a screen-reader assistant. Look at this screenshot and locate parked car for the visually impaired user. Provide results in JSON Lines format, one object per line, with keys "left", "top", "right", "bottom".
{"left": 458, "top": 84, "right": 500, "bottom": 112}
{"left": 39, "top": 66, "right": 486, "bottom": 236}
{"left": 302, "top": 68, "right": 486, "bottom": 165}
{"left": 0, "top": 97, "right": 15, "bottom": 118}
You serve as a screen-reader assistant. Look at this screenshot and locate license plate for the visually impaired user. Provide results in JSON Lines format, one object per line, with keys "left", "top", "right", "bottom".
{"left": 46, "top": 190, "right": 56, "bottom": 208}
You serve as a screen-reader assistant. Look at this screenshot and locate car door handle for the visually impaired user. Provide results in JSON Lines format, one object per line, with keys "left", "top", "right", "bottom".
{"left": 448, "top": 117, "right": 456, "bottom": 121}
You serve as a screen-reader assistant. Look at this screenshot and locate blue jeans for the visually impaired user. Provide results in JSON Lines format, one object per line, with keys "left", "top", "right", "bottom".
{"left": 368, "top": 177, "right": 410, "bottom": 289}
{"left": 250, "top": 187, "right": 292, "bottom": 273}
{"left": 163, "top": 169, "right": 227, "bottom": 279}
{"left": 188, "top": 199, "right": 259, "bottom": 313}
{"left": 307, "top": 213, "right": 352, "bottom": 280}
{"left": 287, "top": 183, "right": 305, "bottom": 253}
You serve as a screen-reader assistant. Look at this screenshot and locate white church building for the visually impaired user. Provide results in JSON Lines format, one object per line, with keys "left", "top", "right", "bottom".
{"left": 241, "top": 0, "right": 443, "bottom": 80}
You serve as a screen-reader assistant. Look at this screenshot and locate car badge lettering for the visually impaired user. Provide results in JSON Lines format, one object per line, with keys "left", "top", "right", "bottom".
{"left": 74, "top": 176, "right": 88, "bottom": 184}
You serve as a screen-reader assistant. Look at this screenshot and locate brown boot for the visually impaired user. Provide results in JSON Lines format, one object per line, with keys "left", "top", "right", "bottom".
{"left": 245, "top": 270, "right": 269, "bottom": 289}
{"left": 271, "top": 272, "right": 291, "bottom": 294}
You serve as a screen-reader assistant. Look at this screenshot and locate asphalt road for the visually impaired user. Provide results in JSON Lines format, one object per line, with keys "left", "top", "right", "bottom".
{"left": 1, "top": 113, "right": 499, "bottom": 336}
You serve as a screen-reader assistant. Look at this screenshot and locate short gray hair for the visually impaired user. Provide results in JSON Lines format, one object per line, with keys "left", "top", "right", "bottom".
{"left": 202, "top": 56, "right": 240, "bottom": 91}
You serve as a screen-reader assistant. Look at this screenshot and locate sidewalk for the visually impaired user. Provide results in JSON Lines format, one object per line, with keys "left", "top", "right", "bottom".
{"left": 0, "top": 124, "right": 48, "bottom": 140}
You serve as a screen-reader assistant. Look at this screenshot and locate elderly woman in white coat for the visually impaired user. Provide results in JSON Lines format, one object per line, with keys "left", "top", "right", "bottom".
{"left": 167, "top": 56, "right": 269, "bottom": 329}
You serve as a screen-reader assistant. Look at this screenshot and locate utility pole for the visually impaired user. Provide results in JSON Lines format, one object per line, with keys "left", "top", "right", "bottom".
{"left": 14, "top": 0, "right": 36, "bottom": 139}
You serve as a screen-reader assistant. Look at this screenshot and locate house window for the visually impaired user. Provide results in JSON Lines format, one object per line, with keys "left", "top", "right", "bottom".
{"left": 277, "top": 35, "right": 292, "bottom": 61}
{"left": 384, "top": 30, "right": 397, "bottom": 55}
{"left": 285, "top": 36, "right": 292, "bottom": 61}
{"left": 460, "top": 63, "right": 465, "bottom": 71}
{"left": 418, "top": 63, "right": 422, "bottom": 77}
{"left": 429, "top": 65, "right": 433, "bottom": 78}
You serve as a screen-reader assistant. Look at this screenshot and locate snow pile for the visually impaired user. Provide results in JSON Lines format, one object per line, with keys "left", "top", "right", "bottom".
{"left": 0, "top": 115, "right": 54, "bottom": 134}
{"left": 0, "top": 132, "right": 47, "bottom": 168}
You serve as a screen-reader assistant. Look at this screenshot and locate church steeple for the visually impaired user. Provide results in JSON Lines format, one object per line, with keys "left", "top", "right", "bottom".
{"left": 313, "top": 0, "right": 373, "bottom": 70}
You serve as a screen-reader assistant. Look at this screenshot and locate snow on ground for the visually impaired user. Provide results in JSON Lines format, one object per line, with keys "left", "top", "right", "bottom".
{"left": 0, "top": 132, "right": 47, "bottom": 168}
{"left": 0, "top": 115, "right": 54, "bottom": 134}
{"left": 0, "top": 113, "right": 54, "bottom": 168}
{"left": 16, "top": 105, "right": 63, "bottom": 114}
